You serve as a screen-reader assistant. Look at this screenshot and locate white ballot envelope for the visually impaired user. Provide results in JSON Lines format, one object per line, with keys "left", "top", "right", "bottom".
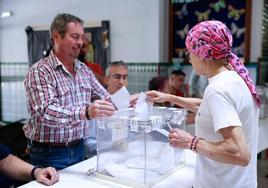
{"left": 134, "top": 92, "right": 153, "bottom": 120}
{"left": 110, "top": 86, "right": 131, "bottom": 110}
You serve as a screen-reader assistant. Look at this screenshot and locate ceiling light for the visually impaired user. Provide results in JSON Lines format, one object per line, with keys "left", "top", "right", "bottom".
{"left": 1, "top": 11, "right": 12, "bottom": 18}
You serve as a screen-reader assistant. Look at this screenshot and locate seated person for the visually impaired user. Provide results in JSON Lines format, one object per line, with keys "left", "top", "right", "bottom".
{"left": 78, "top": 34, "right": 105, "bottom": 85}
{"left": 148, "top": 76, "right": 169, "bottom": 106}
{"left": 105, "top": 60, "right": 139, "bottom": 105}
{"left": 160, "top": 70, "right": 189, "bottom": 108}
{"left": 0, "top": 143, "right": 58, "bottom": 187}
{"left": 148, "top": 76, "right": 168, "bottom": 92}
{"left": 148, "top": 73, "right": 195, "bottom": 125}
{"left": 167, "top": 70, "right": 189, "bottom": 97}
{"left": 85, "top": 60, "right": 136, "bottom": 158}
{"left": 105, "top": 60, "right": 128, "bottom": 95}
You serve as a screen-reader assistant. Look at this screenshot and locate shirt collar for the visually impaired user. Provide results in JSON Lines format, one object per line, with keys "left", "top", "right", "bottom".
{"left": 49, "top": 50, "right": 83, "bottom": 73}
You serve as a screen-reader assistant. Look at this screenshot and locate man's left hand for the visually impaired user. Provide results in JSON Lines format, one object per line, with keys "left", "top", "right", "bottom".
{"left": 35, "top": 167, "right": 59, "bottom": 186}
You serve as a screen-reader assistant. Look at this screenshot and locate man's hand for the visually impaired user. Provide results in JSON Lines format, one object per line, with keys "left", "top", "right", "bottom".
{"left": 34, "top": 167, "right": 59, "bottom": 186}
{"left": 87, "top": 99, "right": 115, "bottom": 119}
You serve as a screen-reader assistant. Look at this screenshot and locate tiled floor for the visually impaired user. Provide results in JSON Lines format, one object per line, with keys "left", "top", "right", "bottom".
{"left": 257, "top": 154, "right": 268, "bottom": 188}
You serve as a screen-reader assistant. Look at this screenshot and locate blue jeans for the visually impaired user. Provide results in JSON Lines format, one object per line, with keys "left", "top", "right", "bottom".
{"left": 29, "top": 141, "right": 85, "bottom": 170}
{"left": 84, "top": 120, "right": 97, "bottom": 158}
{"left": 84, "top": 137, "right": 97, "bottom": 159}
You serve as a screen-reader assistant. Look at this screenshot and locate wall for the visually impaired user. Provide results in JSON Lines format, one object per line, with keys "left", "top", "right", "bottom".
{"left": 0, "top": 0, "right": 264, "bottom": 121}
{"left": 250, "top": 0, "right": 264, "bottom": 62}
{"left": 0, "top": 0, "right": 264, "bottom": 63}
{"left": 0, "top": 0, "right": 164, "bottom": 63}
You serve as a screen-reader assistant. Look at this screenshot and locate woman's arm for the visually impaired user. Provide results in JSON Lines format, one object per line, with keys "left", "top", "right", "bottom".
{"left": 146, "top": 90, "right": 201, "bottom": 113}
{"left": 168, "top": 94, "right": 201, "bottom": 113}
{"left": 169, "top": 126, "right": 250, "bottom": 166}
{"left": 197, "top": 126, "right": 250, "bottom": 166}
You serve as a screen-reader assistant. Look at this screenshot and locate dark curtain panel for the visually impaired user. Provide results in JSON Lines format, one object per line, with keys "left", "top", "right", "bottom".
{"left": 102, "top": 21, "right": 110, "bottom": 71}
{"left": 25, "top": 26, "right": 51, "bottom": 67}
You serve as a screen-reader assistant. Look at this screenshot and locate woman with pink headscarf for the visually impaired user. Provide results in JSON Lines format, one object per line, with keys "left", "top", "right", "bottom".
{"left": 146, "top": 20, "right": 260, "bottom": 188}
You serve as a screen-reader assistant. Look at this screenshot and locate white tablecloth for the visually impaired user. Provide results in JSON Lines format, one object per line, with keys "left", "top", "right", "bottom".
{"left": 19, "top": 150, "right": 196, "bottom": 188}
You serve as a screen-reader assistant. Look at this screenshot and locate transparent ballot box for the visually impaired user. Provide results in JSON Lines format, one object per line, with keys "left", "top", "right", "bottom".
{"left": 95, "top": 107, "right": 187, "bottom": 188}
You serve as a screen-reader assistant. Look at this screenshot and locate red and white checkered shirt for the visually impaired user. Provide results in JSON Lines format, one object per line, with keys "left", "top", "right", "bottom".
{"left": 23, "top": 51, "right": 109, "bottom": 143}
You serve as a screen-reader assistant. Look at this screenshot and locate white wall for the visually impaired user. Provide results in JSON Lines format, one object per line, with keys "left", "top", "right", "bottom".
{"left": 0, "top": 0, "right": 164, "bottom": 63}
{"left": 250, "top": 0, "right": 264, "bottom": 62}
{"left": 0, "top": 0, "right": 264, "bottom": 63}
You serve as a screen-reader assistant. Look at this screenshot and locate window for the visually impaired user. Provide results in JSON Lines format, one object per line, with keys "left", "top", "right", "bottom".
{"left": 262, "top": 0, "right": 268, "bottom": 58}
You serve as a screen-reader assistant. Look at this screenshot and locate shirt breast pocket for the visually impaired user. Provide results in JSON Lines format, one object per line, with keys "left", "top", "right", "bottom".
{"left": 78, "top": 82, "right": 92, "bottom": 105}
{"left": 57, "top": 85, "right": 72, "bottom": 106}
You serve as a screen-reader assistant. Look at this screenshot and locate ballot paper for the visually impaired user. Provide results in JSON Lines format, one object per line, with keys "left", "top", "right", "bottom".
{"left": 110, "top": 86, "right": 131, "bottom": 110}
{"left": 134, "top": 92, "right": 153, "bottom": 120}
{"left": 153, "top": 128, "right": 169, "bottom": 137}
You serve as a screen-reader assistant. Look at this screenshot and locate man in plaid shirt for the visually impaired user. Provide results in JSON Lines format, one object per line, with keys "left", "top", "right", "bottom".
{"left": 24, "top": 13, "right": 115, "bottom": 170}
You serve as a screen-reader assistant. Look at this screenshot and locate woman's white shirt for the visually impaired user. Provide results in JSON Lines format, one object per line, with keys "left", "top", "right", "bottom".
{"left": 195, "top": 71, "right": 259, "bottom": 188}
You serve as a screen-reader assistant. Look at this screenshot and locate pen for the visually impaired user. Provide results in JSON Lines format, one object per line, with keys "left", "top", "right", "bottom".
{"left": 167, "top": 122, "right": 172, "bottom": 130}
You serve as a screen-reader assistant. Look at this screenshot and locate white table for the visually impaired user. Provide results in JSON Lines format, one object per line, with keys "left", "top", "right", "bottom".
{"left": 19, "top": 150, "right": 196, "bottom": 188}
{"left": 19, "top": 118, "right": 268, "bottom": 188}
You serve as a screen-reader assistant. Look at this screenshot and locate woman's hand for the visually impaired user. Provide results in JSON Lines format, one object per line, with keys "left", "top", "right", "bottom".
{"left": 145, "top": 90, "right": 170, "bottom": 103}
{"left": 168, "top": 128, "right": 194, "bottom": 149}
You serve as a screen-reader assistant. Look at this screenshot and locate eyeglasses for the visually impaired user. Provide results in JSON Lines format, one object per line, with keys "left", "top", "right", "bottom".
{"left": 111, "top": 74, "right": 128, "bottom": 80}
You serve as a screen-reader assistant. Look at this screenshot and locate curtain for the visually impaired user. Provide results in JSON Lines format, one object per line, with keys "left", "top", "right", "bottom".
{"left": 25, "top": 26, "right": 51, "bottom": 67}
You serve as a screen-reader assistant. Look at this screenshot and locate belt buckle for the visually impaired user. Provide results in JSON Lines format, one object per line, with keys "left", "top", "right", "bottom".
{"left": 66, "top": 139, "right": 80, "bottom": 147}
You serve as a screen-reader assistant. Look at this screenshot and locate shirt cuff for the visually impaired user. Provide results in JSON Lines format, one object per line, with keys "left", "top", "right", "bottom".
{"left": 76, "top": 106, "right": 87, "bottom": 121}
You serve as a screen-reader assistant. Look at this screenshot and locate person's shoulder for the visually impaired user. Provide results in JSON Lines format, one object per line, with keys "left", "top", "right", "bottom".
{"left": 205, "top": 71, "right": 244, "bottom": 99}
{"left": 31, "top": 57, "right": 54, "bottom": 72}
{"left": 26, "top": 57, "right": 55, "bottom": 81}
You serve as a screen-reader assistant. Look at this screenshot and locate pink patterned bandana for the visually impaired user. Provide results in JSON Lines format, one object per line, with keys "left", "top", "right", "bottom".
{"left": 185, "top": 20, "right": 260, "bottom": 107}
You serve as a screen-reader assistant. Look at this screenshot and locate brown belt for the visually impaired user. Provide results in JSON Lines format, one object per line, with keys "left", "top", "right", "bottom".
{"left": 31, "top": 139, "right": 82, "bottom": 147}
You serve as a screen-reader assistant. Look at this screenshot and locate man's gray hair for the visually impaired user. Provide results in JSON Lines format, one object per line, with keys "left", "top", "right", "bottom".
{"left": 105, "top": 60, "right": 128, "bottom": 76}
{"left": 50, "top": 13, "right": 84, "bottom": 39}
